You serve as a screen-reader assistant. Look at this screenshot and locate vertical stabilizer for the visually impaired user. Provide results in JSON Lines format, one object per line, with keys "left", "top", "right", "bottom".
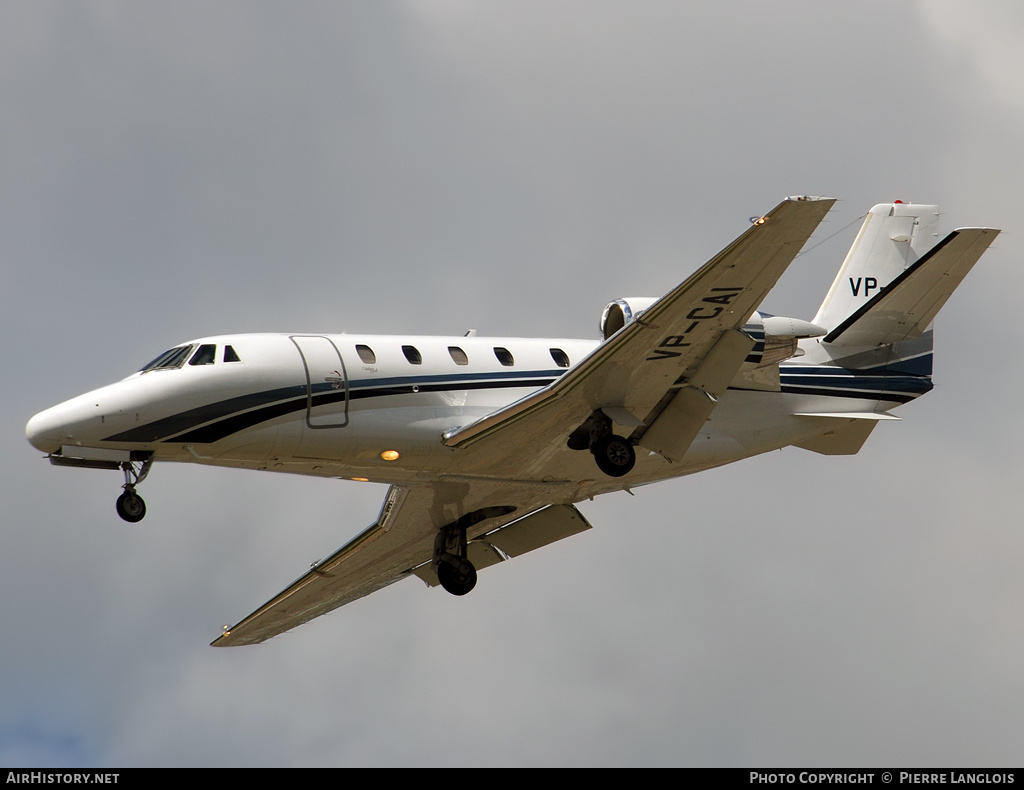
{"left": 812, "top": 202, "right": 939, "bottom": 332}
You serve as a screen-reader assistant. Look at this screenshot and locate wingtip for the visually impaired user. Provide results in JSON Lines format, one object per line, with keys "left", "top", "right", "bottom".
{"left": 785, "top": 195, "right": 835, "bottom": 202}
{"left": 210, "top": 624, "right": 241, "bottom": 647}
{"left": 951, "top": 226, "right": 1002, "bottom": 235}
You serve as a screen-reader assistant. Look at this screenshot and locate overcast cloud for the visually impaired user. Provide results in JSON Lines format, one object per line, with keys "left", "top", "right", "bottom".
{"left": 3, "top": 0, "right": 1023, "bottom": 767}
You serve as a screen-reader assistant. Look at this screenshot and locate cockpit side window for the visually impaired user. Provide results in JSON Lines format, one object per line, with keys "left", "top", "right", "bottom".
{"left": 223, "top": 345, "right": 241, "bottom": 363}
{"left": 189, "top": 344, "right": 217, "bottom": 366}
{"left": 141, "top": 345, "right": 194, "bottom": 372}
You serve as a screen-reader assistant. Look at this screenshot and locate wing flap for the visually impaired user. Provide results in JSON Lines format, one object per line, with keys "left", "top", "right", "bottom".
{"left": 411, "top": 504, "right": 594, "bottom": 586}
{"left": 481, "top": 503, "right": 593, "bottom": 558}
{"left": 638, "top": 327, "right": 755, "bottom": 461}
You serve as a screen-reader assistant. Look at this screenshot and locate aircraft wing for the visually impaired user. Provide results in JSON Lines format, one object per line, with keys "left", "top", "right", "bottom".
{"left": 212, "top": 196, "right": 833, "bottom": 645}
{"left": 212, "top": 485, "right": 592, "bottom": 646}
{"left": 443, "top": 196, "right": 836, "bottom": 466}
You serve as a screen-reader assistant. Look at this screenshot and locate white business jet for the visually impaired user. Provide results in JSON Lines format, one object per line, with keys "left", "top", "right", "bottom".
{"left": 25, "top": 197, "right": 998, "bottom": 646}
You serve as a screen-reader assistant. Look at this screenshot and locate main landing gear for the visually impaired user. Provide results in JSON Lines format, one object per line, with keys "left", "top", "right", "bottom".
{"left": 115, "top": 456, "right": 152, "bottom": 523}
{"left": 430, "top": 506, "right": 515, "bottom": 597}
{"left": 567, "top": 410, "right": 637, "bottom": 478}
{"left": 433, "top": 523, "right": 477, "bottom": 596}
{"left": 592, "top": 433, "right": 636, "bottom": 478}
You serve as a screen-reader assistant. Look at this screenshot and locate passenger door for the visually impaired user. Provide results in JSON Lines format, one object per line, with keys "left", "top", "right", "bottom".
{"left": 290, "top": 335, "right": 349, "bottom": 429}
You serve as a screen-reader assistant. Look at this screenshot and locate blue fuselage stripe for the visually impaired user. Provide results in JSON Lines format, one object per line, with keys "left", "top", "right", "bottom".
{"left": 104, "top": 372, "right": 564, "bottom": 444}
{"left": 103, "top": 363, "right": 932, "bottom": 445}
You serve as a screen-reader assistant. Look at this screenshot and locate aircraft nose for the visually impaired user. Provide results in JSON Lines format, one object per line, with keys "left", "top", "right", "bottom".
{"left": 26, "top": 405, "right": 72, "bottom": 454}
{"left": 28, "top": 380, "right": 146, "bottom": 455}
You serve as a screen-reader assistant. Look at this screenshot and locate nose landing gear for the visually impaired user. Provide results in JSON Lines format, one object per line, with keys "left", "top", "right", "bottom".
{"left": 116, "top": 456, "right": 152, "bottom": 523}
{"left": 116, "top": 489, "right": 146, "bottom": 522}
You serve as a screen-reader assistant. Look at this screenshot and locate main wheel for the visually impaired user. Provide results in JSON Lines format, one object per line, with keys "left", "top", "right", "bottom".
{"left": 116, "top": 490, "right": 146, "bottom": 523}
{"left": 593, "top": 434, "right": 636, "bottom": 477}
{"left": 437, "top": 558, "right": 477, "bottom": 596}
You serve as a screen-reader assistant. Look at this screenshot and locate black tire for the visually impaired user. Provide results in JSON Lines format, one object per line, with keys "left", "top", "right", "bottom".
{"left": 437, "top": 558, "right": 477, "bottom": 596}
{"left": 116, "top": 491, "right": 146, "bottom": 523}
{"left": 593, "top": 434, "right": 636, "bottom": 477}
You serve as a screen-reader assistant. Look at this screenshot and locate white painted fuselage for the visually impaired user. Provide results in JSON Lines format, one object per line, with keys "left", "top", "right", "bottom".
{"left": 25, "top": 329, "right": 905, "bottom": 505}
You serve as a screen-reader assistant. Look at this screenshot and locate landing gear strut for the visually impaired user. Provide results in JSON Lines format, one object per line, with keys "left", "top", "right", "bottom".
{"left": 116, "top": 456, "right": 152, "bottom": 523}
{"left": 434, "top": 523, "right": 477, "bottom": 596}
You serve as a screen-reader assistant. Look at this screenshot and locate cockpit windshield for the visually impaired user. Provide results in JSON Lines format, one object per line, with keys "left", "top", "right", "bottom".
{"left": 139, "top": 343, "right": 241, "bottom": 372}
{"left": 140, "top": 345, "right": 194, "bottom": 372}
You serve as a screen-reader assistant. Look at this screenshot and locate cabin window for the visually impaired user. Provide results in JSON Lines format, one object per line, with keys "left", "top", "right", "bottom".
{"left": 189, "top": 344, "right": 217, "bottom": 366}
{"left": 448, "top": 346, "right": 469, "bottom": 366}
{"left": 356, "top": 344, "right": 376, "bottom": 364}
{"left": 493, "top": 347, "right": 514, "bottom": 367}
{"left": 402, "top": 345, "right": 422, "bottom": 365}
{"left": 140, "top": 345, "right": 194, "bottom": 372}
{"left": 223, "top": 345, "right": 241, "bottom": 363}
{"left": 549, "top": 348, "right": 570, "bottom": 368}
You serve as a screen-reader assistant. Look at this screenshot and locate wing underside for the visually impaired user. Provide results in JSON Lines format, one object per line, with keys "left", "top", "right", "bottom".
{"left": 212, "top": 486, "right": 592, "bottom": 646}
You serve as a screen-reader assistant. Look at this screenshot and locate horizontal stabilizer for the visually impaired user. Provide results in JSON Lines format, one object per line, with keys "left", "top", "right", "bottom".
{"left": 792, "top": 412, "right": 901, "bottom": 421}
{"left": 824, "top": 228, "right": 998, "bottom": 346}
{"left": 793, "top": 412, "right": 898, "bottom": 456}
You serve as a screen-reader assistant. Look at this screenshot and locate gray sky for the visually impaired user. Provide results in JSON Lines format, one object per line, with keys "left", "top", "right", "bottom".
{"left": 3, "top": 0, "right": 1023, "bottom": 767}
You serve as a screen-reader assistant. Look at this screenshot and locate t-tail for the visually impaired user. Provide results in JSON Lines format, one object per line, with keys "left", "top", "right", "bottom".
{"left": 787, "top": 202, "right": 998, "bottom": 457}
{"left": 809, "top": 201, "right": 998, "bottom": 381}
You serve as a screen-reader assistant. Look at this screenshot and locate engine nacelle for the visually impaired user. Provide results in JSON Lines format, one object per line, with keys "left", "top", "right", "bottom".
{"left": 743, "top": 312, "right": 827, "bottom": 367}
{"left": 600, "top": 297, "right": 659, "bottom": 339}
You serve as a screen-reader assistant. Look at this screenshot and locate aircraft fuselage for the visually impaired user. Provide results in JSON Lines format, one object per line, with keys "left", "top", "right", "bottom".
{"left": 26, "top": 329, "right": 912, "bottom": 506}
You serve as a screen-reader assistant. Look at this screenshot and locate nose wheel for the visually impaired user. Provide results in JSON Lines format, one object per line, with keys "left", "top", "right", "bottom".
{"left": 116, "top": 456, "right": 152, "bottom": 523}
{"left": 116, "top": 490, "right": 146, "bottom": 523}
